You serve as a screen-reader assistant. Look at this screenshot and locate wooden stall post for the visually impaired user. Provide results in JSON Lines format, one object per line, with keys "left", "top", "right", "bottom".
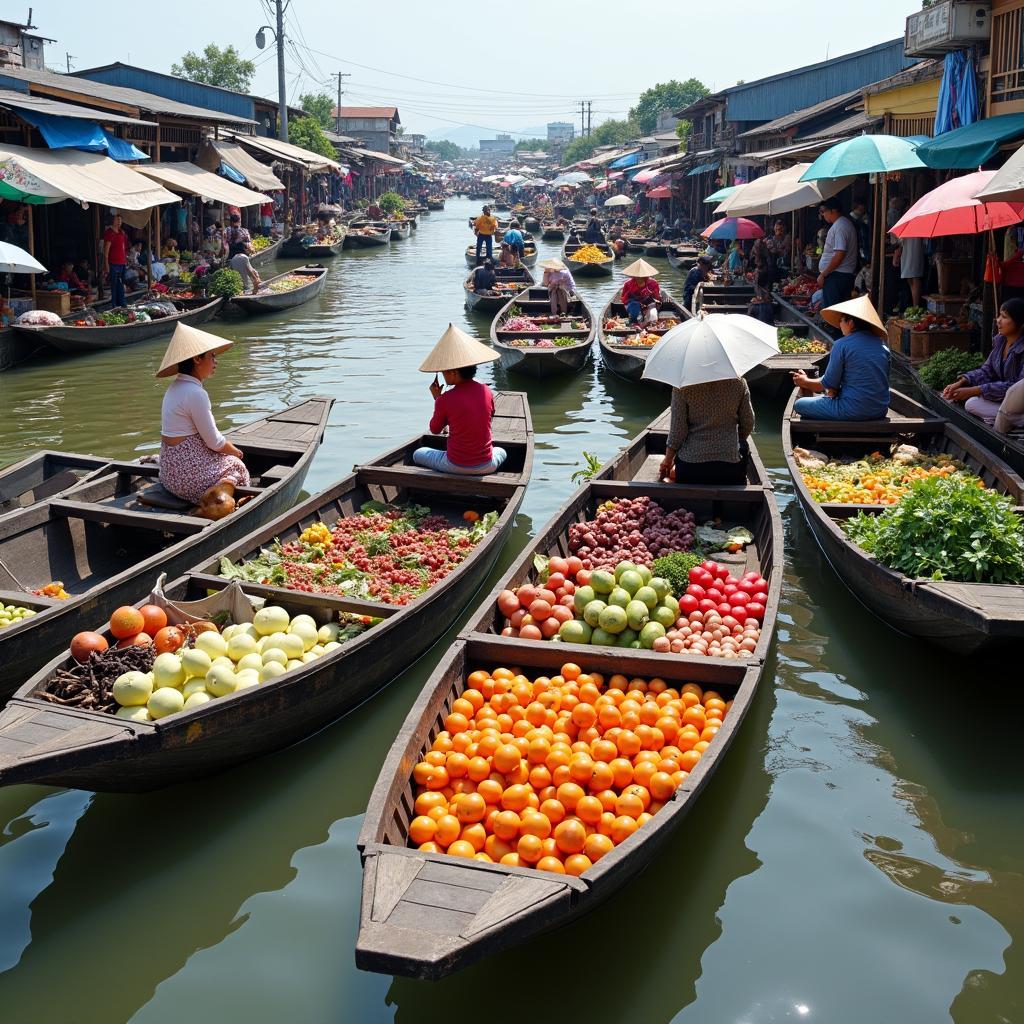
{"left": 26, "top": 202, "right": 36, "bottom": 306}
{"left": 93, "top": 204, "right": 104, "bottom": 302}
{"left": 877, "top": 173, "right": 889, "bottom": 317}
{"left": 146, "top": 217, "right": 153, "bottom": 290}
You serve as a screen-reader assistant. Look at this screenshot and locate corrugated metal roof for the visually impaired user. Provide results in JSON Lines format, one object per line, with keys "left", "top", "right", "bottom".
{"left": 739, "top": 89, "right": 862, "bottom": 138}
{"left": 336, "top": 106, "right": 399, "bottom": 119}
{"left": 0, "top": 66, "right": 255, "bottom": 125}
{"left": 0, "top": 88, "right": 156, "bottom": 126}
{"left": 802, "top": 111, "right": 880, "bottom": 140}
{"left": 863, "top": 58, "right": 942, "bottom": 96}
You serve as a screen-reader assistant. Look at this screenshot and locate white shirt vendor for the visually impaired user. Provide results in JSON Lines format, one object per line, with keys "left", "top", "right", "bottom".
{"left": 819, "top": 215, "right": 858, "bottom": 276}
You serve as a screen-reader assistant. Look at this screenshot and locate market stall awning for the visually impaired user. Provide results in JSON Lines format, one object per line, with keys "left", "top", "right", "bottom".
{"left": 974, "top": 144, "right": 1024, "bottom": 204}
{"left": 13, "top": 109, "right": 149, "bottom": 162}
{"left": 197, "top": 139, "right": 284, "bottom": 192}
{"left": 715, "top": 162, "right": 853, "bottom": 217}
{"left": 610, "top": 151, "right": 641, "bottom": 169}
{"left": 687, "top": 162, "right": 720, "bottom": 176}
{"left": 345, "top": 146, "right": 408, "bottom": 166}
{"left": 228, "top": 131, "right": 342, "bottom": 173}
{"left": 704, "top": 184, "right": 740, "bottom": 204}
{"left": 915, "top": 113, "right": 1024, "bottom": 169}
{"left": 133, "top": 162, "right": 271, "bottom": 207}
{"left": 0, "top": 142, "right": 178, "bottom": 208}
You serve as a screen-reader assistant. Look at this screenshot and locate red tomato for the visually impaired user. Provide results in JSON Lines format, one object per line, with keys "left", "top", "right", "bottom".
{"left": 717, "top": 602, "right": 732, "bottom": 616}
{"left": 701, "top": 560, "right": 718, "bottom": 575}
{"left": 576, "top": 569, "right": 591, "bottom": 586}
{"left": 562, "top": 581, "right": 576, "bottom": 595}
{"left": 723, "top": 583, "right": 737, "bottom": 596}
{"left": 547, "top": 573, "right": 566, "bottom": 590}
{"left": 730, "top": 591, "right": 750, "bottom": 606}
{"left": 730, "top": 606, "right": 748, "bottom": 624}
{"left": 566, "top": 556, "right": 584, "bottom": 576}
{"left": 697, "top": 572, "right": 715, "bottom": 589}
{"left": 714, "top": 564, "right": 730, "bottom": 581}
{"left": 746, "top": 602, "right": 765, "bottom": 620}
{"left": 706, "top": 588, "right": 723, "bottom": 603}
{"left": 738, "top": 579, "right": 758, "bottom": 595}
{"left": 688, "top": 567, "right": 705, "bottom": 585}
{"left": 679, "top": 594, "right": 699, "bottom": 614}
{"left": 549, "top": 556, "right": 570, "bottom": 577}
{"left": 698, "top": 599, "right": 717, "bottom": 613}
{"left": 560, "top": 595, "right": 576, "bottom": 608}
{"left": 686, "top": 584, "right": 706, "bottom": 599}
{"left": 753, "top": 591, "right": 767, "bottom": 605}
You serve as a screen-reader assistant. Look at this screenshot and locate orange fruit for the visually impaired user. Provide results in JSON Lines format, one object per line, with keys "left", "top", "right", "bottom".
{"left": 418, "top": 841, "right": 440, "bottom": 853}
{"left": 610, "top": 815, "right": 638, "bottom": 844}
{"left": 588, "top": 762, "right": 615, "bottom": 793}
{"left": 499, "top": 783, "right": 531, "bottom": 812}
{"left": 517, "top": 834, "right": 543, "bottom": 864}
{"left": 564, "top": 854, "right": 593, "bottom": 877}
{"left": 539, "top": 798, "right": 566, "bottom": 825}
{"left": 414, "top": 791, "right": 445, "bottom": 817}
{"left": 412, "top": 761, "right": 434, "bottom": 786}
{"left": 493, "top": 743, "right": 522, "bottom": 774}
{"left": 609, "top": 757, "right": 634, "bottom": 789}
{"left": 554, "top": 818, "right": 587, "bottom": 855}
{"left": 615, "top": 791, "right": 644, "bottom": 819}
{"left": 455, "top": 792, "right": 486, "bottom": 824}
{"left": 537, "top": 856, "right": 566, "bottom": 874}
{"left": 584, "top": 833, "right": 614, "bottom": 862}
{"left": 679, "top": 749, "right": 701, "bottom": 772}
{"left": 519, "top": 810, "right": 552, "bottom": 840}
{"left": 446, "top": 839, "right": 476, "bottom": 858}
{"left": 467, "top": 756, "right": 491, "bottom": 782}
{"left": 649, "top": 771, "right": 676, "bottom": 801}
{"left": 408, "top": 815, "right": 437, "bottom": 845}
{"left": 575, "top": 795, "right": 603, "bottom": 825}
{"left": 493, "top": 809, "right": 521, "bottom": 840}
{"left": 477, "top": 779, "right": 504, "bottom": 805}
{"left": 556, "top": 782, "right": 585, "bottom": 813}
{"left": 461, "top": 823, "right": 487, "bottom": 851}
{"left": 434, "top": 814, "right": 461, "bottom": 847}
{"left": 499, "top": 852, "right": 522, "bottom": 867}
{"left": 485, "top": 835, "right": 514, "bottom": 861}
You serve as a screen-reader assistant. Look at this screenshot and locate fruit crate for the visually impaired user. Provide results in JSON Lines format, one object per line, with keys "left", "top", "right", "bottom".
{"left": 909, "top": 328, "right": 973, "bottom": 359}
{"left": 925, "top": 294, "right": 969, "bottom": 316}
{"left": 885, "top": 318, "right": 914, "bottom": 355}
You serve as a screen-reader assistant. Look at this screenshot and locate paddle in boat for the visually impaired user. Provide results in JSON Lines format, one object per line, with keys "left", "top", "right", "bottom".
{"left": 0, "top": 396, "right": 533, "bottom": 793}
{"left": 229, "top": 265, "right": 328, "bottom": 315}
{"left": 354, "top": 411, "right": 781, "bottom": 979}
{"left": 490, "top": 286, "right": 595, "bottom": 377}
{"left": 783, "top": 387, "right": 1024, "bottom": 653}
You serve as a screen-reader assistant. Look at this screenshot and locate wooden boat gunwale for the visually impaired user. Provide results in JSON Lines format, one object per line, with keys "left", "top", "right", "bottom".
{"left": 489, "top": 286, "right": 596, "bottom": 376}
{"left": 229, "top": 264, "right": 328, "bottom": 314}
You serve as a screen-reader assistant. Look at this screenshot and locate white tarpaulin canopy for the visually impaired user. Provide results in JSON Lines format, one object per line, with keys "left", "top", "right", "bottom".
{"left": 227, "top": 132, "right": 342, "bottom": 174}
{"left": 198, "top": 139, "right": 284, "bottom": 192}
{"left": 715, "top": 163, "right": 854, "bottom": 217}
{"left": 0, "top": 142, "right": 178, "bottom": 209}
{"left": 133, "top": 162, "right": 271, "bottom": 207}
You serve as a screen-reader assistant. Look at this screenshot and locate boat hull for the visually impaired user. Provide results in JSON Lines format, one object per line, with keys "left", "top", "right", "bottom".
{"left": 229, "top": 266, "right": 328, "bottom": 314}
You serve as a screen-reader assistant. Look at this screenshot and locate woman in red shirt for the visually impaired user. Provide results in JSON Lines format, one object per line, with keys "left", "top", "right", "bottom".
{"left": 413, "top": 325, "right": 507, "bottom": 475}
{"left": 620, "top": 259, "right": 662, "bottom": 324}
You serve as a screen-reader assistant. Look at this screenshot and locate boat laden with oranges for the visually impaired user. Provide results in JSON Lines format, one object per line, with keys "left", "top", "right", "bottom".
{"left": 0, "top": 398, "right": 333, "bottom": 701}
{"left": 0, "top": 395, "right": 533, "bottom": 792}
{"left": 355, "top": 411, "right": 781, "bottom": 979}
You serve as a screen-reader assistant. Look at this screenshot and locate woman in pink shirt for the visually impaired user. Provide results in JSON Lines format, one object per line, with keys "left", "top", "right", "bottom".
{"left": 413, "top": 364, "right": 507, "bottom": 474}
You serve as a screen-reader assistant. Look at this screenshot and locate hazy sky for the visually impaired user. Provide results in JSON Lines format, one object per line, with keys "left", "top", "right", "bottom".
{"left": 38, "top": 0, "right": 917, "bottom": 138}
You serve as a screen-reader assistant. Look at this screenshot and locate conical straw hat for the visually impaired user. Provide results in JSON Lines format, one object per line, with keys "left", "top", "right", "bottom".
{"left": 820, "top": 294, "right": 887, "bottom": 339}
{"left": 540, "top": 258, "right": 567, "bottom": 271}
{"left": 419, "top": 323, "right": 499, "bottom": 373}
{"left": 156, "top": 322, "right": 233, "bottom": 378}
{"left": 623, "top": 258, "right": 659, "bottom": 278}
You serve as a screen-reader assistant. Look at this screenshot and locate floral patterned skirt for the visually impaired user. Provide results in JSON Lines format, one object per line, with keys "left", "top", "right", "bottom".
{"left": 159, "top": 434, "right": 250, "bottom": 504}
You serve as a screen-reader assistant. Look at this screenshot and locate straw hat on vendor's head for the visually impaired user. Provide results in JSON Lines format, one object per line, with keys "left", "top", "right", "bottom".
{"left": 821, "top": 294, "right": 887, "bottom": 339}
{"left": 419, "top": 323, "right": 499, "bottom": 373}
{"left": 157, "top": 323, "right": 233, "bottom": 378}
{"left": 540, "top": 258, "right": 567, "bottom": 272}
{"left": 623, "top": 258, "right": 659, "bottom": 279}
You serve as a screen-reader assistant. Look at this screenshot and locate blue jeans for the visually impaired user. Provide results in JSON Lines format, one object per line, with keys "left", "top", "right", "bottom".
{"left": 794, "top": 395, "right": 887, "bottom": 421}
{"left": 475, "top": 234, "right": 493, "bottom": 263}
{"left": 821, "top": 271, "right": 854, "bottom": 337}
{"left": 109, "top": 263, "right": 126, "bottom": 307}
{"left": 412, "top": 446, "right": 507, "bottom": 475}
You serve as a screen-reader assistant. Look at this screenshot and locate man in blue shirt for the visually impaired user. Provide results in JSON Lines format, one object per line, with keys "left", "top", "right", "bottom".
{"left": 683, "top": 257, "right": 712, "bottom": 311}
{"left": 503, "top": 221, "right": 525, "bottom": 261}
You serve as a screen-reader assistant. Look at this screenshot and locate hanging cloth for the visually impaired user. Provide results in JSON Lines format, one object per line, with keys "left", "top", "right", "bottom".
{"left": 934, "top": 50, "right": 980, "bottom": 136}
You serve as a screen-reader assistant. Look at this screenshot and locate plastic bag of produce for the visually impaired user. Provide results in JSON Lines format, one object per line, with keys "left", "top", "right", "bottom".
{"left": 16, "top": 309, "right": 63, "bottom": 326}
{"left": 148, "top": 573, "right": 260, "bottom": 625}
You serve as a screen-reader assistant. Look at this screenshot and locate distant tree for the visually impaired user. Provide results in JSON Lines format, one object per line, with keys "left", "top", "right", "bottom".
{"left": 426, "top": 139, "right": 464, "bottom": 161}
{"left": 676, "top": 120, "right": 692, "bottom": 145}
{"left": 561, "top": 118, "right": 640, "bottom": 165}
{"left": 515, "top": 138, "right": 550, "bottom": 152}
{"left": 171, "top": 43, "right": 255, "bottom": 92}
{"left": 629, "top": 79, "right": 710, "bottom": 134}
{"left": 288, "top": 116, "right": 338, "bottom": 158}
{"left": 299, "top": 92, "right": 335, "bottom": 130}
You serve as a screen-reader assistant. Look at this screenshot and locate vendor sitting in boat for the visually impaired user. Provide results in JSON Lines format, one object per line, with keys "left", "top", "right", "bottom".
{"left": 503, "top": 221, "right": 526, "bottom": 262}
{"left": 620, "top": 259, "right": 661, "bottom": 325}
{"left": 683, "top": 256, "right": 712, "bottom": 310}
{"left": 157, "top": 324, "right": 250, "bottom": 514}
{"left": 942, "top": 298, "right": 1024, "bottom": 431}
{"left": 541, "top": 258, "right": 576, "bottom": 315}
{"left": 472, "top": 257, "right": 497, "bottom": 294}
{"left": 413, "top": 325, "right": 507, "bottom": 476}
{"left": 582, "top": 208, "right": 605, "bottom": 244}
{"left": 792, "top": 295, "right": 890, "bottom": 421}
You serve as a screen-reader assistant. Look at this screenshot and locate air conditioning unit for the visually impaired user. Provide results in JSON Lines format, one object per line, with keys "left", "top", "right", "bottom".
{"left": 905, "top": 1, "right": 990, "bottom": 58}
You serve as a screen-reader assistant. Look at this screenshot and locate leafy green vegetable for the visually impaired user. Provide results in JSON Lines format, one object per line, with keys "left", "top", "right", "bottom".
{"left": 918, "top": 347, "right": 984, "bottom": 390}
{"left": 651, "top": 551, "right": 704, "bottom": 595}
{"left": 218, "top": 549, "right": 284, "bottom": 584}
{"left": 570, "top": 451, "right": 604, "bottom": 483}
{"left": 206, "top": 268, "right": 244, "bottom": 298}
{"left": 844, "top": 475, "right": 1024, "bottom": 583}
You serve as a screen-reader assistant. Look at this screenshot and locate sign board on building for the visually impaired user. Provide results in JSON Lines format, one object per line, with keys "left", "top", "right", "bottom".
{"left": 905, "top": 1, "right": 990, "bottom": 57}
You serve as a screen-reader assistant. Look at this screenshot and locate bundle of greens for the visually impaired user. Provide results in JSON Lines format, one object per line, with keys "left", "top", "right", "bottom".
{"left": 918, "top": 347, "right": 984, "bottom": 390}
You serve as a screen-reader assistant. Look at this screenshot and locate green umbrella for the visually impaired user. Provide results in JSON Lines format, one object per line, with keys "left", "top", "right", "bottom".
{"left": 799, "top": 134, "right": 925, "bottom": 181}
{"left": 703, "top": 184, "right": 740, "bottom": 204}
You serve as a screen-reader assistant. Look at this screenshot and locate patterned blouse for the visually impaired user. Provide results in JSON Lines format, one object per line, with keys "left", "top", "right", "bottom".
{"left": 666, "top": 378, "right": 755, "bottom": 464}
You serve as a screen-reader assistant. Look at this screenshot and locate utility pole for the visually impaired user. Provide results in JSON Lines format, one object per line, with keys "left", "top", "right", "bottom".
{"left": 335, "top": 71, "right": 351, "bottom": 133}
{"left": 580, "top": 100, "right": 586, "bottom": 139}
{"left": 65, "top": 52, "right": 75, "bottom": 73}
{"left": 275, "top": 0, "right": 288, "bottom": 143}
{"left": 586, "top": 101, "right": 592, "bottom": 137}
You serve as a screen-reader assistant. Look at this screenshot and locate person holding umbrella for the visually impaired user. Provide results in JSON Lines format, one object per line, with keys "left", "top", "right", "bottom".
{"left": 792, "top": 295, "right": 890, "bottom": 421}
{"left": 413, "top": 324, "right": 507, "bottom": 475}
{"left": 643, "top": 314, "right": 777, "bottom": 485}
{"left": 620, "top": 259, "right": 662, "bottom": 325}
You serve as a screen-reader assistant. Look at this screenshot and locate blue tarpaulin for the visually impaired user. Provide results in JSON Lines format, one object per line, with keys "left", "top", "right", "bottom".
{"left": 17, "top": 109, "right": 148, "bottom": 161}
{"left": 688, "top": 162, "right": 719, "bottom": 176}
{"left": 218, "top": 160, "right": 247, "bottom": 184}
{"left": 609, "top": 151, "right": 640, "bottom": 169}
{"left": 934, "top": 50, "right": 980, "bottom": 136}
{"left": 916, "top": 112, "right": 1024, "bottom": 169}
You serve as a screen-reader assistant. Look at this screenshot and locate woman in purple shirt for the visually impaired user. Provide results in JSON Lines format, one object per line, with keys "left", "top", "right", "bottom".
{"left": 942, "top": 298, "right": 1024, "bottom": 429}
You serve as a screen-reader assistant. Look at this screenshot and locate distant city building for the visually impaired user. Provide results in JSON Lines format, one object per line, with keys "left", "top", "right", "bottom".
{"left": 479, "top": 134, "right": 516, "bottom": 155}
{"left": 547, "top": 121, "right": 575, "bottom": 143}
{"left": 333, "top": 106, "right": 401, "bottom": 154}
{"left": 655, "top": 110, "right": 679, "bottom": 133}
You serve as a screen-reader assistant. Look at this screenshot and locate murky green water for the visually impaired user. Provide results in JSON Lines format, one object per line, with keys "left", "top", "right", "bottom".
{"left": 0, "top": 200, "right": 1021, "bottom": 1024}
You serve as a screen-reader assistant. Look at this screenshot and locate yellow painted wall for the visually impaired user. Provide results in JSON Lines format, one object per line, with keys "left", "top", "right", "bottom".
{"left": 864, "top": 79, "right": 941, "bottom": 118}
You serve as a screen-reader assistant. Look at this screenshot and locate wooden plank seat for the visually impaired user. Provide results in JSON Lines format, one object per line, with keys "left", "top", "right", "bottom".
{"left": 49, "top": 499, "right": 210, "bottom": 534}
{"left": 355, "top": 465, "right": 520, "bottom": 498}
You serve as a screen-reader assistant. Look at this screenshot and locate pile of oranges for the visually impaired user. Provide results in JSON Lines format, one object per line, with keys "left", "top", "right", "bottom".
{"left": 404, "top": 662, "right": 731, "bottom": 876}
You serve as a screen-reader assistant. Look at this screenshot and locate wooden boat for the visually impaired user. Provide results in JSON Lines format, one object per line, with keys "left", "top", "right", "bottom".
{"left": 250, "top": 236, "right": 283, "bottom": 267}
{"left": 463, "top": 266, "right": 535, "bottom": 315}
{"left": 692, "top": 280, "right": 756, "bottom": 316}
{"left": 490, "top": 286, "right": 595, "bottom": 377}
{"left": 643, "top": 241, "right": 669, "bottom": 258}
{"left": 896, "top": 355, "right": 1024, "bottom": 478}
{"left": 464, "top": 243, "right": 538, "bottom": 269}
{"left": 302, "top": 228, "right": 348, "bottom": 257}
{"left": 0, "top": 397, "right": 333, "bottom": 699}
{"left": 666, "top": 245, "right": 700, "bottom": 272}
{"left": 388, "top": 220, "right": 412, "bottom": 241}
{"left": 355, "top": 417, "right": 781, "bottom": 979}
{"left": 597, "top": 290, "right": 691, "bottom": 382}
{"left": 783, "top": 387, "right": 1024, "bottom": 653}
{"left": 523, "top": 215, "right": 541, "bottom": 232}
{"left": 229, "top": 265, "right": 328, "bottom": 315}
{"left": 0, "top": 451, "right": 114, "bottom": 517}
{"left": 562, "top": 240, "right": 615, "bottom": 277}
{"left": 0, "top": 396, "right": 533, "bottom": 793}
{"left": 14, "top": 296, "right": 226, "bottom": 355}
{"left": 622, "top": 234, "right": 650, "bottom": 253}
{"left": 541, "top": 222, "right": 565, "bottom": 241}
{"left": 345, "top": 225, "right": 392, "bottom": 248}
{"left": 742, "top": 295, "right": 833, "bottom": 398}
{"left": 427, "top": 197, "right": 445, "bottom": 210}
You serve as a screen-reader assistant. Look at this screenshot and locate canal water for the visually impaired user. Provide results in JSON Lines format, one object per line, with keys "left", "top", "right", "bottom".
{"left": 0, "top": 200, "right": 1021, "bottom": 1024}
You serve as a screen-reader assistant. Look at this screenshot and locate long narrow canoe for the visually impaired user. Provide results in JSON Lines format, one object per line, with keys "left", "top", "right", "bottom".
{"left": 303, "top": 231, "right": 348, "bottom": 257}
{"left": 355, "top": 415, "right": 781, "bottom": 979}
{"left": 597, "top": 290, "right": 691, "bottom": 383}
{"left": 0, "top": 397, "right": 333, "bottom": 698}
{"left": 0, "top": 396, "right": 534, "bottom": 792}
{"left": 666, "top": 245, "right": 700, "bottom": 272}
{"left": 746, "top": 295, "right": 833, "bottom": 398}
{"left": 895, "top": 354, "right": 1024, "bottom": 478}
{"left": 15, "top": 296, "right": 225, "bottom": 355}
{"left": 463, "top": 266, "right": 535, "bottom": 315}
{"left": 0, "top": 451, "right": 114, "bottom": 518}
{"left": 643, "top": 241, "right": 669, "bottom": 258}
{"left": 229, "top": 265, "right": 327, "bottom": 315}
{"left": 345, "top": 225, "right": 392, "bottom": 248}
{"left": 490, "top": 286, "right": 595, "bottom": 377}
{"left": 388, "top": 220, "right": 412, "bottom": 241}
{"left": 464, "top": 243, "right": 537, "bottom": 269}
{"left": 427, "top": 198, "right": 445, "bottom": 210}
{"left": 541, "top": 222, "right": 565, "bottom": 241}
{"left": 783, "top": 388, "right": 1024, "bottom": 653}
{"left": 562, "top": 240, "right": 615, "bottom": 277}
{"left": 250, "top": 237, "right": 283, "bottom": 267}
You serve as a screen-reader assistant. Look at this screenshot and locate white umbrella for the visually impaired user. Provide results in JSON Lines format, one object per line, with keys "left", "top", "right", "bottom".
{"left": 641, "top": 314, "right": 780, "bottom": 387}
{"left": 0, "top": 241, "right": 45, "bottom": 274}
{"left": 551, "top": 171, "right": 589, "bottom": 186}
{"left": 603, "top": 194, "right": 633, "bottom": 207}
{"left": 715, "top": 163, "right": 854, "bottom": 217}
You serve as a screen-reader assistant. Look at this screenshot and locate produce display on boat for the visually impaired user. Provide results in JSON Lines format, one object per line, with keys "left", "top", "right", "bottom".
{"left": 0, "top": 603, "right": 36, "bottom": 631}
{"left": 59, "top": 602, "right": 371, "bottom": 720}
{"left": 793, "top": 444, "right": 983, "bottom": 505}
{"left": 400, "top": 659, "right": 733, "bottom": 873}
{"left": 492, "top": 496, "right": 765, "bottom": 657}
{"left": 250, "top": 235, "right": 275, "bottom": 252}
{"left": 569, "top": 244, "right": 614, "bottom": 264}
{"left": 916, "top": 346, "right": 984, "bottom": 388}
{"left": 260, "top": 273, "right": 312, "bottom": 295}
{"left": 65, "top": 299, "right": 183, "bottom": 327}
{"left": 218, "top": 501, "right": 499, "bottom": 605}
{"left": 777, "top": 327, "right": 827, "bottom": 354}
{"left": 505, "top": 335, "right": 579, "bottom": 348}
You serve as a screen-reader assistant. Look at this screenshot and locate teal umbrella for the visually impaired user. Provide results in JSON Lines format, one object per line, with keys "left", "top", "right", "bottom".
{"left": 703, "top": 184, "right": 740, "bottom": 204}
{"left": 799, "top": 134, "right": 925, "bottom": 182}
